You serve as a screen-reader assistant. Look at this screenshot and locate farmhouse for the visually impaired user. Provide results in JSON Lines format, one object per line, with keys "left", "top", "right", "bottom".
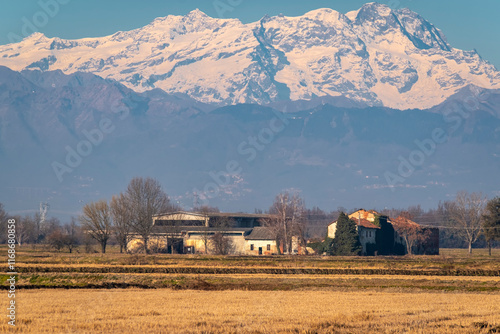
{"left": 328, "top": 210, "right": 380, "bottom": 255}
{"left": 245, "top": 227, "right": 279, "bottom": 255}
{"left": 327, "top": 209, "right": 439, "bottom": 255}
{"left": 127, "top": 211, "right": 279, "bottom": 255}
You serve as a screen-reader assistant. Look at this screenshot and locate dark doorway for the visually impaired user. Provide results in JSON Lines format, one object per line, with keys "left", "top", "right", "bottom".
{"left": 168, "top": 238, "right": 184, "bottom": 254}
{"left": 258, "top": 247, "right": 262, "bottom": 255}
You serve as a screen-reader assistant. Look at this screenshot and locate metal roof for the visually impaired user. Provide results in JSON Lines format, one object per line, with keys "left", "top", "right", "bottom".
{"left": 151, "top": 225, "right": 253, "bottom": 234}
{"left": 244, "top": 227, "right": 276, "bottom": 240}
{"left": 153, "top": 211, "right": 276, "bottom": 219}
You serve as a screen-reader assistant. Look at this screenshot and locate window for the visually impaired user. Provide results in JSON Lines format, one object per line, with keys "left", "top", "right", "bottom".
{"left": 250, "top": 244, "right": 254, "bottom": 251}
{"left": 267, "top": 244, "right": 271, "bottom": 251}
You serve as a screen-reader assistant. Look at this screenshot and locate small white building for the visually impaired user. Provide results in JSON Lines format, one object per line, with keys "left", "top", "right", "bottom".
{"left": 244, "top": 227, "right": 278, "bottom": 255}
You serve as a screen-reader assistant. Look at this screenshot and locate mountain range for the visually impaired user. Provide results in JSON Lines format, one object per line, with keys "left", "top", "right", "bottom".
{"left": 0, "top": 3, "right": 498, "bottom": 110}
{"left": 1, "top": 66, "right": 499, "bottom": 220}
{"left": 0, "top": 3, "right": 499, "bottom": 221}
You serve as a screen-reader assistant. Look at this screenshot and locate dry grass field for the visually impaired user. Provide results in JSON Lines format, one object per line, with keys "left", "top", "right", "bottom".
{"left": 2, "top": 247, "right": 500, "bottom": 332}
{"left": 1, "top": 289, "right": 499, "bottom": 333}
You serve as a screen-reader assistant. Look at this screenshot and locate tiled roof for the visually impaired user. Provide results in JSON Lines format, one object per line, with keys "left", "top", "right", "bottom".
{"left": 355, "top": 218, "right": 380, "bottom": 229}
{"left": 348, "top": 209, "right": 381, "bottom": 222}
{"left": 389, "top": 216, "right": 421, "bottom": 227}
{"left": 328, "top": 218, "right": 380, "bottom": 229}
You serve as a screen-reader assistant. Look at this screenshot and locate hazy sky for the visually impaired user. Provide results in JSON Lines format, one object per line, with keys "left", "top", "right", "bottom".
{"left": 0, "top": 0, "right": 499, "bottom": 68}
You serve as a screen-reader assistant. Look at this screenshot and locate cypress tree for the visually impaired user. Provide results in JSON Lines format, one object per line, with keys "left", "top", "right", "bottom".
{"left": 333, "top": 212, "right": 362, "bottom": 255}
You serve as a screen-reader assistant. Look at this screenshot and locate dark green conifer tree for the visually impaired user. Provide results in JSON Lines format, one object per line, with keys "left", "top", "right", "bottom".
{"left": 333, "top": 212, "right": 362, "bottom": 255}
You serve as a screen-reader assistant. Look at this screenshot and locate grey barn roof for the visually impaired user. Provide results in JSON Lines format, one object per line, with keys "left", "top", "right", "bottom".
{"left": 151, "top": 225, "right": 253, "bottom": 234}
{"left": 244, "top": 227, "right": 276, "bottom": 240}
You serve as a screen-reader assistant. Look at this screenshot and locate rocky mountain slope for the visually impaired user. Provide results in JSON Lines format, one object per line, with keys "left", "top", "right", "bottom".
{"left": 1, "top": 67, "right": 499, "bottom": 219}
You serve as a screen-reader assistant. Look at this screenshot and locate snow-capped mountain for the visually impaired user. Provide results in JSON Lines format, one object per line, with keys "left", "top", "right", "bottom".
{"left": 0, "top": 2, "right": 498, "bottom": 109}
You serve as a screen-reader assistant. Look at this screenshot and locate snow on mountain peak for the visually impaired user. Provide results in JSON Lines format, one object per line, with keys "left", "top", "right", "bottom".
{"left": 345, "top": 9, "right": 359, "bottom": 22}
{"left": 352, "top": 2, "right": 398, "bottom": 28}
{"left": 21, "top": 32, "right": 48, "bottom": 43}
{"left": 361, "top": 2, "right": 392, "bottom": 16}
{"left": 304, "top": 8, "right": 339, "bottom": 18}
{"left": 187, "top": 8, "right": 207, "bottom": 18}
{"left": 0, "top": 5, "right": 498, "bottom": 110}
{"left": 302, "top": 8, "right": 350, "bottom": 26}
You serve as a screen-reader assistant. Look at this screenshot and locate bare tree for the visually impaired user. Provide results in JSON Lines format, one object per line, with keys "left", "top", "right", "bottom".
{"left": 303, "top": 207, "right": 338, "bottom": 240}
{"left": 46, "top": 229, "right": 65, "bottom": 252}
{"left": 483, "top": 197, "right": 500, "bottom": 256}
{"left": 40, "top": 216, "right": 59, "bottom": 244}
{"left": 406, "top": 205, "right": 424, "bottom": 222}
{"left": 210, "top": 232, "right": 234, "bottom": 255}
{"left": 290, "top": 195, "right": 307, "bottom": 254}
{"left": 0, "top": 202, "right": 7, "bottom": 223}
{"left": 448, "top": 191, "right": 487, "bottom": 254}
{"left": 62, "top": 218, "right": 81, "bottom": 253}
{"left": 263, "top": 193, "right": 287, "bottom": 254}
{"left": 80, "top": 200, "right": 113, "bottom": 253}
{"left": 194, "top": 205, "right": 220, "bottom": 214}
{"left": 0, "top": 209, "right": 38, "bottom": 246}
{"left": 0, "top": 203, "right": 7, "bottom": 243}
{"left": 125, "top": 177, "right": 173, "bottom": 253}
{"left": 265, "top": 192, "right": 306, "bottom": 254}
{"left": 391, "top": 214, "right": 430, "bottom": 255}
{"left": 209, "top": 216, "right": 235, "bottom": 255}
{"left": 16, "top": 215, "right": 37, "bottom": 246}
{"left": 194, "top": 206, "right": 219, "bottom": 254}
{"left": 110, "top": 193, "right": 132, "bottom": 253}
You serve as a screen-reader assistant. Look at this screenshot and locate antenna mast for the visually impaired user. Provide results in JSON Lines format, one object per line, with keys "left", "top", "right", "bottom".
{"left": 40, "top": 202, "right": 49, "bottom": 225}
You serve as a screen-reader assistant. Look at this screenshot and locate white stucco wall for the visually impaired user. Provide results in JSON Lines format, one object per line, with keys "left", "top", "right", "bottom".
{"left": 245, "top": 239, "right": 277, "bottom": 255}
{"left": 327, "top": 222, "right": 337, "bottom": 238}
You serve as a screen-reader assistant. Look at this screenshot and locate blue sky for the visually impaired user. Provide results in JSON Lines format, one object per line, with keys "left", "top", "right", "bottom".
{"left": 0, "top": 0, "right": 499, "bottom": 68}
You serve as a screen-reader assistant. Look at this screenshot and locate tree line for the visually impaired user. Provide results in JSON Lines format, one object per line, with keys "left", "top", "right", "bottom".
{"left": 0, "top": 177, "right": 176, "bottom": 254}
{"left": 383, "top": 191, "right": 500, "bottom": 255}
{"left": 80, "top": 177, "right": 177, "bottom": 253}
{"left": 1, "top": 184, "right": 499, "bottom": 255}
{"left": 307, "top": 191, "right": 500, "bottom": 255}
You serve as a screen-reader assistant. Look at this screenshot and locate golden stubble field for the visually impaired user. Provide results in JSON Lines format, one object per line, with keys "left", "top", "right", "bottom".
{"left": 2, "top": 247, "right": 500, "bottom": 333}
{"left": 1, "top": 288, "right": 499, "bottom": 333}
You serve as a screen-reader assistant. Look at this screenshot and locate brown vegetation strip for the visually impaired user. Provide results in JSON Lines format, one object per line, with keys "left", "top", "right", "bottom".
{"left": 12, "top": 265, "right": 500, "bottom": 276}
{"left": 8, "top": 283, "right": 155, "bottom": 290}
